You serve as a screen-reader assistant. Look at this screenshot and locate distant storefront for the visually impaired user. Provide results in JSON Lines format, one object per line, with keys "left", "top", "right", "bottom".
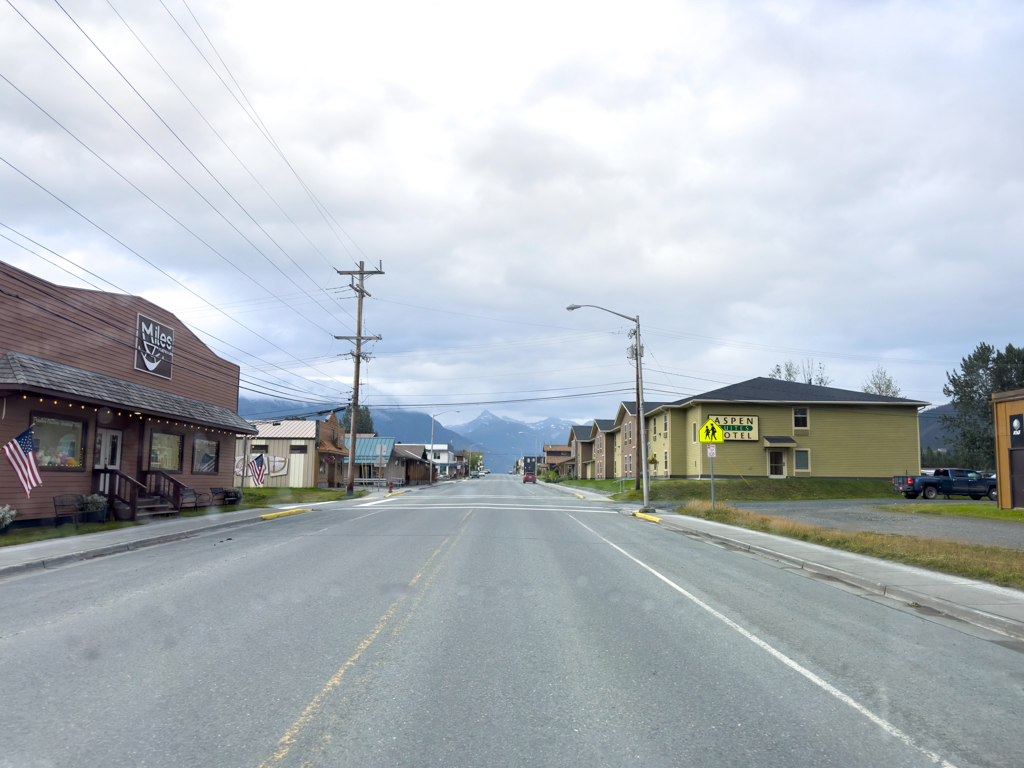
{"left": 0, "top": 261, "right": 255, "bottom": 521}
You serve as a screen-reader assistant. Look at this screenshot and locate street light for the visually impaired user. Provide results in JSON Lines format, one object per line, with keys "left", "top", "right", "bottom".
{"left": 567, "top": 303, "right": 652, "bottom": 512}
{"left": 430, "top": 410, "right": 459, "bottom": 485}
{"left": 519, "top": 431, "right": 538, "bottom": 476}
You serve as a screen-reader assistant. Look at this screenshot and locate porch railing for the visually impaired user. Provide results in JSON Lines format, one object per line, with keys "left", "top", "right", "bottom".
{"left": 144, "top": 470, "right": 188, "bottom": 510}
{"left": 92, "top": 469, "right": 144, "bottom": 521}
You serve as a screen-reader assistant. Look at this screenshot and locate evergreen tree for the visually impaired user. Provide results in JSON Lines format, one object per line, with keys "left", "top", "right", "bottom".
{"left": 340, "top": 405, "right": 375, "bottom": 434}
{"left": 942, "top": 342, "right": 1024, "bottom": 470}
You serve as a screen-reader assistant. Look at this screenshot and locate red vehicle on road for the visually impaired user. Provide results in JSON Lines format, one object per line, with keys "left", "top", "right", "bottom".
{"left": 524, "top": 473, "right": 536, "bottom": 483}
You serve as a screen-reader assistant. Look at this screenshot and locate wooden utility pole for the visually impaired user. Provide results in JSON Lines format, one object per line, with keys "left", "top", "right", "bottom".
{"left": 335, "top": 260, "right": 383, "bottom": 497}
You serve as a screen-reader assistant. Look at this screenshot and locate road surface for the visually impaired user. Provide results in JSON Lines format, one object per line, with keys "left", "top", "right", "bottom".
{"left": 1, "top": 476, "right": 1020, "bottom": 767}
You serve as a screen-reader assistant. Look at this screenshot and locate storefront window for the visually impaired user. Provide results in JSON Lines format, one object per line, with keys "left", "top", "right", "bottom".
{"left": 151, "top": 432, "right": 183, "bottom": 472}
{"left": 192, "top": 436, "right": 220, "bottom": 474}
{"left": 31, "top": 414, "right": 86, "bottom": 470}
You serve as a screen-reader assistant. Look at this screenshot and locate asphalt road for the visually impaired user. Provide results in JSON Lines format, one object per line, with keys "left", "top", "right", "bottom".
{"left": 1, "top": 476, "right": 1021, "bottom": 767}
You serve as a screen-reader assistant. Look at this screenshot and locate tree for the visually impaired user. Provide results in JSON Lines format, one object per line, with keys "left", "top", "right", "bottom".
{"left": 941, "top": 342, "right": 1024, "bottom": 470}
{"left": 339, "top": 405, "right": 375, "bottom": 434}
{"left": 769, "top": 359, "right": 831, "bottom": 386}
{"left": 862, "top": 365, "right": 902, "bottom": 397}
{"left": 769, "top": 361, "right": 800, "bottom": 381}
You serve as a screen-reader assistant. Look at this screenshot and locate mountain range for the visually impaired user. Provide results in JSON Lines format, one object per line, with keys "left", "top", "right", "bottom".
{"left": 237, "top": 397, "right": 583, "bottom": 473}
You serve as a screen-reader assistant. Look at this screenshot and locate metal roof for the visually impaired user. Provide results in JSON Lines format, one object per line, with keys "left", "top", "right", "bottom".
{"left": 250, "top": 420, "right": 316, "bottom": 439}
{"left": 0, "top": 351, "right": 255, "bottom": 433}
{"left": 342, "top": 436, "right": 395, "bottom": 463}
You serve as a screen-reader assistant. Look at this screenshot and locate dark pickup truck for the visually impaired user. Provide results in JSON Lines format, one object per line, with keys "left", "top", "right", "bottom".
{"left": 893, "top": 468, "right": 998, "bottom": 501}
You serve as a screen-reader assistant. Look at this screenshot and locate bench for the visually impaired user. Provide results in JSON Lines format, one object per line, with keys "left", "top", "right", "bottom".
{"left": 179, "top": 488, "right": 211, "bottom": 510}
{"left": 53, "top": 494, "right": 85, "bottom": 527}
{"left": 212, "top": 487, "right": 242, "bottom": 505}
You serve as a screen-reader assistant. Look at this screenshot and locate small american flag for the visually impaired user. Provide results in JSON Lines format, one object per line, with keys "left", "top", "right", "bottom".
{"left": 248, "top": 453, "right": 266, "bottom": 487}
{"left": 3, "top": 427, "right": 43, "bottom": 498}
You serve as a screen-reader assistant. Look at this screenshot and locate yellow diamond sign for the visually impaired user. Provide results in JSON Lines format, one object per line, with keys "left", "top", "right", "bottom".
{"left": 698, "top": 418, "right": 724, "bottom": 443}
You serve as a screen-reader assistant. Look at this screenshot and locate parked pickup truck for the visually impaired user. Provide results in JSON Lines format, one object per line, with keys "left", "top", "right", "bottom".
{"left": 893, "top": 469, "right": 998, "bottom": 501}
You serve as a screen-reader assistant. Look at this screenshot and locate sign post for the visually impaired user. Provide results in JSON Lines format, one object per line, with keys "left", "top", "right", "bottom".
{"left": 698, "top": 418, "right": 724, "bottom": 511}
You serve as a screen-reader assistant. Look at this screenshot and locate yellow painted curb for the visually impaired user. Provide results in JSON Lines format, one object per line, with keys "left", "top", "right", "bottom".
{"left": 261, "top": 508, "right": 312, "bottom": 520}
{"left": 385, "top": 490, "right": 408, "bottom": 498}
{"left": 632, "top": 512, "right": 661, "bottom": 523}
{"left": 574, "top": 493, "right": 585, "bottom": 499}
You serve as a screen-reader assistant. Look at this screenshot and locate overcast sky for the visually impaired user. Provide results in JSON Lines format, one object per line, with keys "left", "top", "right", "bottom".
{"left": 2, "top": 0, "right": 1021, "bottom": 426}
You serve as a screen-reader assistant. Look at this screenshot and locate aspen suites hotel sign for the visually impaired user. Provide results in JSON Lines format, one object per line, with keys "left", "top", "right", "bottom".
{"left": 134, "top": 313, "right": 175, "bottom": 379}
{"left": 707, "top": 415, "right": 759, "bottom": 441}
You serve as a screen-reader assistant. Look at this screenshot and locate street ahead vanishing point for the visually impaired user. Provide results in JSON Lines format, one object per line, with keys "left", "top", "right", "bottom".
{"left": 1, "top": 475, "right": 1018, "bottom": 767}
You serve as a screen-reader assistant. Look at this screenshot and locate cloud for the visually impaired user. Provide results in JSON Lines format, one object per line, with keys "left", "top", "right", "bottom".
{"left": 2, "top": 0, "right": 1022, "bottom": 423}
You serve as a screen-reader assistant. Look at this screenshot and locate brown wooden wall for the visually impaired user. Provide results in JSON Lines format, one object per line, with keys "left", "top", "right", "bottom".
{"left": 0, "top": 261, "right": 240, "bottom": 411}
{"left": 0, "top": 397, "right": 238, "bottom": 520}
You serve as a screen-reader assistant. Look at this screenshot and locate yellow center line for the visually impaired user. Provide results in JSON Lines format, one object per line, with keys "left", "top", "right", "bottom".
{"left": 257, "top": 508, "right": 474, "bottom": 767}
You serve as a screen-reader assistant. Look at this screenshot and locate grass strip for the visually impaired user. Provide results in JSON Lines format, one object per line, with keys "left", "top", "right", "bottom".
{"left": 675, "top": 501, "right": 1024, "bottom": 591}
{"left": 0, "top": 520, "right": 142, "bottom": 547}
{"left": 872, "top": 504, "right": 1024, "bottom": 523}
{"left": 181, "top": 487, "right": 370, "bottom": 515}
{"left": 610, "top": 477, "right": 899, "bottom": 502}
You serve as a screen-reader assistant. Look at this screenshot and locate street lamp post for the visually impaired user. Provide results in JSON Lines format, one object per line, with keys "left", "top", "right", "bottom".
{"left": 519, "top": 431, "right": 538, "bottom": 476}
{"left": 567, "top": 303, "right": 652, "bottom": 512}
{"left": 430, "top": 410, "right": 459, "bottom": 485}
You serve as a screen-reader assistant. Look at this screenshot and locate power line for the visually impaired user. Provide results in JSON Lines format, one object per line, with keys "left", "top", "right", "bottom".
{"left": 4, "top": 1, "right": 352, "bottom": 337}
{"left": 157, "top": 0, "right": 368, "bottom": 271}
{"left": 0, "top": 156, "right": 351, "bottom": 392}
{"left": 53, "top": 0, "right": 359, "bottom": 331}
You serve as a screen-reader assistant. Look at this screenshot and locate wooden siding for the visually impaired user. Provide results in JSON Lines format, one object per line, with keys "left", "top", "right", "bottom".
{"left": 0, "top": 261, "right": 240, "bottom": 411}
{"left": 1, "top": 397, "right": 238, "bottom": 520}
{"left": 664, "top": 403, "right": 920, "bottom": 479}
{"left": 993, "top": 393, "right": 1024, "bottom": 509}
{"left": 233, "top": 438, "right": 317, "bottom": 489}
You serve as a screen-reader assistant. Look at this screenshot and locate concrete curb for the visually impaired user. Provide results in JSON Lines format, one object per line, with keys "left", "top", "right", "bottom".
{"left": 652, "top": 515, "right": 1024, "bottom": 642}
{"left": 633, "top": 512, "right": 661, "bottom": 523}
{"left": 260, "top": 508, "right": 311, "bottom": 520}
{"left": 0, "top": 515, "right": 268, "bottom": 581}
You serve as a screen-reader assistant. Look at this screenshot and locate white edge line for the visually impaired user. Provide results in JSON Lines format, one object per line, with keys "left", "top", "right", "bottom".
{"left": 355, "top": 498, "right": 394, "bottom": 507}
{"left": 565, "top": 513, "right": 955, "bottom": 768}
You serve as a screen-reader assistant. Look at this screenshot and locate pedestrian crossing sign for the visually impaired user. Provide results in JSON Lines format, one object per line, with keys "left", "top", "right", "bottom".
{"left": 698, "top": 418, "right": 724, "bottom": 443}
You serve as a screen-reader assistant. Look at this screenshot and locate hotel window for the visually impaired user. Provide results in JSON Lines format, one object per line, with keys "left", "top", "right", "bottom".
{"left": 664, "top": 451, "right": 668, "bottom": 470}
{"left": 692, "top": 422, "right": 697, "bottom": 443}
{"left": 795, "top": 449, "right": 810, "bottom": 472}
{"left": 793, "top": 408, "right": 809, "bottom": 430}
{"left": 150, "top": 432, "right": 183, "bottom": 472}
{"left": 663, "top": 414, "right": 668, "bottom": 432}
{"left": 31, "top": 414, "right": 86, "bottom": 470}
{"left": 192, "top": 436, "right": 220, "bottom": 474}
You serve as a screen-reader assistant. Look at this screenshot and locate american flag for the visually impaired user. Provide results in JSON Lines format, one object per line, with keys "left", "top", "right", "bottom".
{"left": 3, "top": 427, "right": 43, "bottom": 498}
{"left": 248, "top": 453, "right": 266, "bottom": 487}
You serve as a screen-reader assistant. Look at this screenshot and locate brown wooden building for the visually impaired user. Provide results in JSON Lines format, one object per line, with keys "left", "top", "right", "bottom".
{"left": 992, "top": 389, "right": 1024, "bottom": 509}
{"left": 0, "top": 261, "right": 256, "bottom": 522}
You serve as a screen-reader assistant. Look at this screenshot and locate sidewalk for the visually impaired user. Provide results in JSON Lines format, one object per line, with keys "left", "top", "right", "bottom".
{"left": 639, "top": 511, "right": 1024, "bottom": 642}
{"left": 0, "top": 488, "right": 394, "bottom": 580}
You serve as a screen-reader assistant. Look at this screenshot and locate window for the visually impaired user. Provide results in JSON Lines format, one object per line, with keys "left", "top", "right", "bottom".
{"left": 251, "top": 444, "right": 269, "bottom": 453}
{"left": 192, "top": 436, "right": 220, "bottom": 474}
{"left": 289, "top": 445, "right": 307, "bottom": 454}
{"left": 31, "top": 414, "right": 86, "bottom": 470}
{"left": 793, "top": 408, "right": 809, "bottom": 429}
{"left": 664, "top": 451, "right": 668, "bottom": 470}
{"left": 664, "top": 414, "right": 668, "bottom": 432}
{"left": 692, "top": 422, "right": 697, "bottom": 443}
{"left": 795, "top": 449, "right": 810, "bottom": 472}
{"left": 150, "top": 432, "right": 183, "bottom": 472}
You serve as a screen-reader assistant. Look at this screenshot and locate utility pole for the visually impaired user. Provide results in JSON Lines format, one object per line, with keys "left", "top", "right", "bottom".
{"left": 335, "top": 260, "right": 383, "bottom": 498}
